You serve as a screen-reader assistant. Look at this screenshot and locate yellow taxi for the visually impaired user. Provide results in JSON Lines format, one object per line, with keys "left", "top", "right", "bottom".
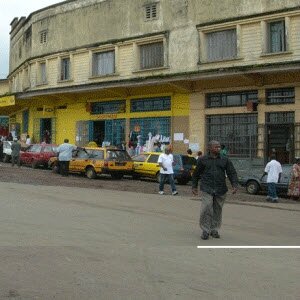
{"left": 48, "top": 146, "right": 133, "bottom": 179}
{"left": 132, "top": 152, "right": 197, "bottom": 185}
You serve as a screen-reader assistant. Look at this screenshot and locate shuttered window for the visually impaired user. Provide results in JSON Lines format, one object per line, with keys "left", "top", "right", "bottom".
{"left": 206, "top": 29, "right": 237, "bottom": 62}
{"left": 140, "top": 42, "right": 164, "bottom": 69}
{"left": 61, "top": 57, "right": 70, "bottom": 81}
{"left": 92, "top": 50, "right": 115, "bottom": 76}
{"left": 40, "top": 62, "right": 47, "bottom": 83}
{"left": 268, "top": 20, "right": 286, "bottom": 53}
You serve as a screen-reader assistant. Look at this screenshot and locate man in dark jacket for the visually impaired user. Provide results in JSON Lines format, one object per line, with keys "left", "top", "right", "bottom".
{"left": 192, "top": 140, "right": 238, "bottom": 240}
{"left": 11, "top": 138, "right": 21, "bottom": 167}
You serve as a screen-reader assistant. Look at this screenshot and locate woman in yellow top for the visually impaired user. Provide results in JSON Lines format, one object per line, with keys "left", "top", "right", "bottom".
{"left": 287, "top": 158, "right": 300, "bottom": 200}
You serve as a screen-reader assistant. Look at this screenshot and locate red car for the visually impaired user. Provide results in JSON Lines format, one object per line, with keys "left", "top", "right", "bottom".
{"left": 20, "top": 144, "right": 58, "bottom": 168}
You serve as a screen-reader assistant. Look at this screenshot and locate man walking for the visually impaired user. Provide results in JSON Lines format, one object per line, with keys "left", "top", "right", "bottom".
{"left": 11, "top": 137, "right": 21, "bottom": 167}
{"left": 158, "top": 146, "right": 178, "bottom": 195}
{"left": 261, "top": 153, "right": 282, "bottom": 203}
{"left": 192, "top": 140, "right": 238, "bottom": 240}
{"left": 56, "top": 139, "right": 77, "bottom": 176}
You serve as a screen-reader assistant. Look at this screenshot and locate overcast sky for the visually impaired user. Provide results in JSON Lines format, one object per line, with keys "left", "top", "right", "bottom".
{"left": 0, "top": 0, "right": 64, "bottom": 79}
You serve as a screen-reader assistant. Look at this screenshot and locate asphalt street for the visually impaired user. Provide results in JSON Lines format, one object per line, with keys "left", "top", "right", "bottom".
{"left": 0, "top": 182, "right": 299, "bottom": 299}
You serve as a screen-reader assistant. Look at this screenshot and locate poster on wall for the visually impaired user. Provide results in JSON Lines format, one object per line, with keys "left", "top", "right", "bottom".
{"left": 174, "top": 133, "right": 184, "bottom": 141}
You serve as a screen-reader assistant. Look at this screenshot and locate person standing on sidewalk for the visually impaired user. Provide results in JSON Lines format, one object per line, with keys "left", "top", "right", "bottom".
{"left": 57, "top": 139, "right": 77, "bottom": 177}
{"left": 261, "top": 153, "right": 282, "bottom": 203}
{"left": 11, "top": 137, "right": 21, "bottom": 167}
{"left": 192, "top": 140, "right": 238, "bottom": 240}
{"left": 158, "top": 146, "right": 178, "bottom": 195}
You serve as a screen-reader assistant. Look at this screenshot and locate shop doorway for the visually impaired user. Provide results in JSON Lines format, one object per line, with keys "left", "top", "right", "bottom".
{"left": 40, "top": 118, "right": 52, "bottom": 143}
{"left": 266, "top": 124, "right": 294, "bottom": 164}
{"left": 92, "top": 121, "right": 105, "bottom": 146}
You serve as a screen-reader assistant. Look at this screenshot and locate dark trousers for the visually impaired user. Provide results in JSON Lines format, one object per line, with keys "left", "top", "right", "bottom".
{"left": 11, "top": 155, "right": 20, "bottom": 167}
{"left": 59, "top": 161, "right": 70, "bottom": 176}
{"left": 159, "top": 173, "right": 177, "bottom": 192}
{"left": 267, "top": 182, "right": 278, "bottom": 201}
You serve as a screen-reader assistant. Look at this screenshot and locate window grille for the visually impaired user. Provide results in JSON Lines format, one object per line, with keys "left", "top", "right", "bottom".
{"left": 91, "top": 100, "right": 126, "bottom": 115}
{"left": 206, "top": 91, "right": 258, "bottom": 108}
{"left": 92, "top": 50, "right": 115, "bottom": 76}
{"left": 140, "top": 42, "right": 164, "bottom": 69}
{"left": 131, "top": 97, "right": 170, "bottom": 112}
{"left": 266, "top": 88, "right": 294, "bottom": 104}
{"left": 206, "top": 114, "right": 258, "bottom": 158}
{"left": 206, "top": 29, "right": 237, "bottom": 61}
{"left": 104, "top": 119, "right": 126, "bottom": 146}
{"left": 61, "top": 58, "right": 71, "bottom": 81}
{"left": 266, "top": 112, "right": 294, "bottom": 124}
{"left": 40, "top": 31, "right": 47, "bottom": 44}
{"left": 145, "top": 3, "right": 157, "bottom": 20}
{"left": 130, "top": 117, "right": 171, "bottom": 146}
{"left": 268, "top": 20, "right": 286, "bottom": 53}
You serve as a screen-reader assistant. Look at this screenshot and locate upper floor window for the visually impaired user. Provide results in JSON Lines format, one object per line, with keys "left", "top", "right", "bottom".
{"left": 268, "top": 20, "right": 286, "bottom": 53}
{"left": 266, "top": 88, "right": 294, "bottom": 104}
{"left": 60, "top": 57, "right": 71, "bottom": 81}
{"left": 39, "top": 62, "right": 47, "bottom": 84}
{"left": 145, "top": 3, "right": 158, "bottom": 20}
{"left": 40, "top": 30, "right": 47, "bottom": 44}
{"left": 92, "top": 50, "right": 115, "bottom": 76}
{"left": 131, "top": 97, "right": 171, "bottom": 112}
{"left": 139, "top": 42, "right": 164, "bottom": 70}
{"left": 206, "top": 91, "right": 258, "bottom": 108}
{"left": 206, "top": 29, "right": 237, "bottom": 62}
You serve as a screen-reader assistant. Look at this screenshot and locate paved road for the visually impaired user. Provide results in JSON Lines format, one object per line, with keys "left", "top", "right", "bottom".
{"left": 0, "top": 182, "right": 299, "bottom": 299}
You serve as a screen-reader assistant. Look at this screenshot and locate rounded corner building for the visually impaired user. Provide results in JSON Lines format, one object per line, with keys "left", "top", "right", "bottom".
{"left": 4, "top": 0, "right": 300, "bottom": 165}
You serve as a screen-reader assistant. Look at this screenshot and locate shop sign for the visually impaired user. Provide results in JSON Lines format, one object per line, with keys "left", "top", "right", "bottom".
{"left": 0, "top": 95, "right": 15, "bottom": 107}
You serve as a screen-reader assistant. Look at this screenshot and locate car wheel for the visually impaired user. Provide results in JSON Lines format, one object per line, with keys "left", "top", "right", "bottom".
{"left": 111, "top": 173, "right": 123, "bottom": 180}
{"left": 246, "top": 180, "right": 259, "bottom": 194}
{"left": 177, "top": 178, "right": 188, "bottom": 185}
{"left": 31, "top": 160, "right": 38, "bottom": 169}
{"left": 3, "top": 154, "right": 10, "bottom": 163}
{"left": 86, "top": 167, "right": 97, "bottom": 179}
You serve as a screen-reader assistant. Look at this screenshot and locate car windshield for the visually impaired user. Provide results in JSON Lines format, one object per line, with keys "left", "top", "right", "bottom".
{"left": 107, "top": 150, "right": 132, "bottom": 161}
{"left": 28, "top": 145, "right": 42, "bottom": 152}
{"left": 90, "top": 150, "right": 104, "bottom": 159}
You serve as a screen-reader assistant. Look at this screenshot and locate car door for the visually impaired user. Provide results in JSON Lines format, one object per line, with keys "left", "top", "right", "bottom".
{"left": 144, "top": 154, "right": 160, "bottom": 177}
{"left": 133, "top": 154, "right": 149, "bottom": 176}
{"left": 70, "top": 149, "right": 90, "bottom": 173}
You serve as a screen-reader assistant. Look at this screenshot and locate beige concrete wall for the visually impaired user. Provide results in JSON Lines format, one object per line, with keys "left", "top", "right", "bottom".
{"left": 0, "top": 80, "right": 9, "bottom": 95}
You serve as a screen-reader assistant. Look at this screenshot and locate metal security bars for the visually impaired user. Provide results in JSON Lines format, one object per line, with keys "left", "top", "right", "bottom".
{"left": 266, "top": 88, "right": 295, "bottom": 104}
{"left": 131, "top": 97, "right": 171, "bottom": 112}
{"left": 91, "top": 100, "right": 126, "bottom": 115}
{"left": 206, "top": 114, "right": 258, "bottom": 158}
{"left": 140, "top": 42, "right": 164, "bottom": 69}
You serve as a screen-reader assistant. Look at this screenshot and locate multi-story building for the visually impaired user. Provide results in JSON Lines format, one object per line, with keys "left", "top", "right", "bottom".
{"left": 3, "top": 0, "right": 300, "bottom": 164}
{"left": 0, "top": 79, "right": 10, "bottom": 136}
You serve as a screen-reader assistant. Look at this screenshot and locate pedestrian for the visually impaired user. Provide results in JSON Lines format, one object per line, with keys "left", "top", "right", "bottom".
{"left": 196, "top": 150, "right": 203, "bottom": 161}
{"left": 287, "top": 158, "right": 300, "bottom": 201}
{"left": 220, "top": 144, "right": 228, "bottom": 157}
{"left": 7, "top": 132, "right": 13, "bottom": 141}
{"left": 25, "top": 134, "right": 31, "bottom": 145}
{"left": 56, "top": 138, "right": 77, "bottom": 176}
{"left": 187, "top": 148, "right": 193, "bottom": 156}
{"left": 192, "top": 140, "right": 238, "bottom": 240}
{"left": 158, "top": 146, "right": 178, "bottom": 195}
{"left": 11, "top": 137, "right": 21, "bottom": 167}
{"left": 261, "top": 153, "right": 282, "bottom": 203}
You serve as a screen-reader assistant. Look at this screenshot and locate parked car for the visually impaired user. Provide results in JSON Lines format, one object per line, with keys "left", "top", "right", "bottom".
{"left": 20, "top": 144, "right": 58, "bottom": 168}
{"left": 48, "top": 146, "right": 133, "bottom": 179}
{"left": 238, "top": 164, "right": 292, "bottom": 195}
{"left": 132, "top": 152, "right": 197, "bottom": 185}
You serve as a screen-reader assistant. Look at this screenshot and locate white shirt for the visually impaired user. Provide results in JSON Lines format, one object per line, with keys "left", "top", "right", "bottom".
{"left": 158, "top": 153, "right": 174, "bottom": 174}
{"left": 264, "top": 159, "right": 282, "bottom": 183}
{"left": 57, "top": 143, "right": 77, "bottom": 161}
{"left": 25, "top": 138, "right": 31, "bottom": 145}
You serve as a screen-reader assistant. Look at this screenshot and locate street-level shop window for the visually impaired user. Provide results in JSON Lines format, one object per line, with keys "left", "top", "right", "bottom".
{"left": 140, "top": 42, "right": 164, "bottom": 70}
{"left": 266, "top": 88, "right": 294, "bottom": 105}
{"left": 92, "top": 50, "right": 115, "bottom": 76}
{"left": 206, "top": 28, "right": 237, "bottom": 62}
{"left": 131, "top": 97, "right": 170, "bottom": 112}
{"left": 206, "top": 114, "right": 258, "bottom": 158}
{"left": 206, "top": 91, "right": 258, "bottom": 108}
{"left": 91, "top": 100, "right": 126, "bottom": 115}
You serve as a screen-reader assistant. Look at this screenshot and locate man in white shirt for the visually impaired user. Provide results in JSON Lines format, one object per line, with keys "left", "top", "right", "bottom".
{"left": 261, "top": 154, "right": 282, "bottom": 203}
{"left": 56, "top": 138, "right": 77, "bottom": 176}
{"left": 157, "top": 146, "right": 178, "bottom": 195}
